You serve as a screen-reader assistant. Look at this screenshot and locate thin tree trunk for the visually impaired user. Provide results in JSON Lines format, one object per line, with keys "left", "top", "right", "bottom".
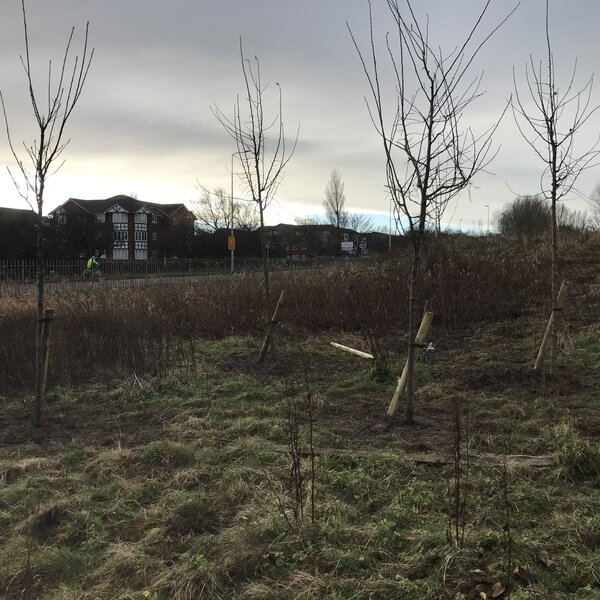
{"left": 34, "top": 201, "right": 44, "bottom": 427}
{"left": 258, "top": 199, "right": 270, "bottom": 306}
{"left": 550, "top": 176, "right": 559, "bottom": 371}
{"left": 405, "top": 242, "right": 421, "bottom": 425}
{"left": 258, "top": 289, "right": 285, "bottom": 363}
{"left": 387, "top": 309, "right": 434, "bottom": 417}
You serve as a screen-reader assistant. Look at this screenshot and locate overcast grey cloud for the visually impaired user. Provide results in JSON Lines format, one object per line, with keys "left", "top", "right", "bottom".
{"left": 1, "top": 0, "right": 599, "bottom": 228}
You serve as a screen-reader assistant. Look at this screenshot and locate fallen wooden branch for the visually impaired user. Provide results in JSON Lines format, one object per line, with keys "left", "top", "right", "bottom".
{"left": 272, "top": 445, "right": 557, "bottom": 468}
{"left": 330, "top": 342, "right": 374, "bottom": 360}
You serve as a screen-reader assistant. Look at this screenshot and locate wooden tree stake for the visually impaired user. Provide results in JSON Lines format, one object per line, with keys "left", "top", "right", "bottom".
{"left": 258, "top": 290, "right": 285, "bottom": 363}
{"left": 534, "top": 280, "right": 569, "bottom": 371}
{"left": 330, "top": 342, "right": 374, "bottom": 360}
{"left": 34, "top": 308, "right": 55, "bottom": 427}
{"left": 387, "top": 310, "right": 434, "bottom": 418}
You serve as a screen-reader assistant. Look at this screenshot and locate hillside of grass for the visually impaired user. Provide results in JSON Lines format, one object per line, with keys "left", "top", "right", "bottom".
{"left": 1, "top": 232, "right": 599, "bottom": 599}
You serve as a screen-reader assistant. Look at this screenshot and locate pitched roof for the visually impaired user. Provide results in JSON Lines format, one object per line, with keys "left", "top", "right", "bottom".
{"left": 0, "top": 206, "right": 37, "bottom": 221}
{"left": 52, "top": 195, "right": 192, "bottom": 218}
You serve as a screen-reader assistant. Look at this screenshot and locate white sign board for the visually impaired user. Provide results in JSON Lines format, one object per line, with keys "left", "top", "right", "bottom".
{"left": 341, "top": 241, "right": 354, "bottom": 252}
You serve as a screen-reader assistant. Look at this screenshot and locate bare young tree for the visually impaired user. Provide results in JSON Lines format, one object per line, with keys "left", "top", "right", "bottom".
{"left": 349, "top": 0, "right": 515, "bottom": 423}
{"left": 0, "top": 0, "right": 93, "bottom": 427}
{"left": 512, "top": 0, "right": 599, "bottom": 369}
{"left": 213, "top": 40, "right": 298, "bottom": 305}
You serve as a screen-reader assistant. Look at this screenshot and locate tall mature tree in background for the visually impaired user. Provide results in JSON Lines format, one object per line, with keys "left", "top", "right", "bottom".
{"left": 235, "top": 201, "right": 260, "bottom": 231}
{"left": 213, "top": 40, "right": 298, "bottom": 305}
{"left": 192, "top": 187, "right": 232, "bottom": 232}
{"left": 347, "top": 212, "right": 375, "bottom": 233}
{"left": 512, "top": 0, "right": 599, "bottom": 370}
{"left": 323, "top": 169, "right": 348, "bottom": 229}
{"left": 590, "top": 183, "right": 600, "bottom": 229}
{"left": 0, "top": 0, "right": 93, "bottom": 427}
{"left": 294, "top": 215, "right": 321, "bottom": 226}
{"left": 323, "top": 169, "right": 348, "bottom": 255}
{"left": 349, "top": 0, "right": 514, "bottom": 423}
{"left": 497, "top": 195, "right": 551, "bottom": 236}
{"left": 497, "top": 195, "right": 588, "bottom": 236}
{"left": 193, "top": 186, "right": 260, "bottom": 233}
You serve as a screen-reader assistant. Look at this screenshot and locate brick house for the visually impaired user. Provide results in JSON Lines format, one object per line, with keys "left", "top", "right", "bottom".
{"left": 49, "top": 195, "right": 195, "bottom": 260}
{"left": 0, "top": 206, "right": 37, "bottom": 259}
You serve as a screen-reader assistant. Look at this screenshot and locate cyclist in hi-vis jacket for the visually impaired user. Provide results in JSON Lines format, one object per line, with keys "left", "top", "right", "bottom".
{"left": 86, "top": 255, "right": 99, "bottom": 273}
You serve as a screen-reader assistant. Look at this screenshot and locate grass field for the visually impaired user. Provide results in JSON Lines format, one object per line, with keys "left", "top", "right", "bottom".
{"left": 1, "top": 313, "right": 599, "bottom": 599}
{"left": 1, "top": 233, "right": 599, "bottom": 599}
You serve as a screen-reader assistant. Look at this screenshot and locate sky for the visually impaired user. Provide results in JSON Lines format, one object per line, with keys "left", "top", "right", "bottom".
{"left": 0, "top": 0, "right": 599, "bottom": 231}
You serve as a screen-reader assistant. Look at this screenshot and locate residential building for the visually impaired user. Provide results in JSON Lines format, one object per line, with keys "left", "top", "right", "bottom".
{"left": 49, "top": 195, "right": 195, "bottom": 260}
{"left": 0, "top": 206, "right": 37, "bottom": 259}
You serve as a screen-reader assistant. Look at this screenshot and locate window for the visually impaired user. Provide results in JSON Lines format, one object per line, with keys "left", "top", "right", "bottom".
{"left": 95, "top": 213, "right": 105, "bottom": 223}
{"left": 152, "top": 232, "right": 158, "bottom": 241}
{"left": 113, "top": 223, "right": 129, "bottom": 259}
{"left": 113, "top": 223, "right": 128, "bottom": 242}
{"left": 113, "top": 246, "right": 128, "bottom": 260}
{"left": 135, "top": 241, "right": 148, "bottom": 260}
{"left": 135, "top": 213, "right": 147, "bottom": 223}
{"left": 152, "top": 215, "right": 158, "bottom": 223}
{"left": 134, "top": 223, "right": 147, "bottom": 241}
{"left": 112, "top": 212, "right": 128, "bottom": 223}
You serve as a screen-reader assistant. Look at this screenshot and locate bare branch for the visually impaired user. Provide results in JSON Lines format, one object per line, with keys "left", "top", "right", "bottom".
{"left": 213, "top": 40, "right": 298, "bottom": 304}
{"left": 1, "top": 0, "right": 93, "bottom": 426}
{"left": 349, "top": 0, "right": 515, "bottom": 422}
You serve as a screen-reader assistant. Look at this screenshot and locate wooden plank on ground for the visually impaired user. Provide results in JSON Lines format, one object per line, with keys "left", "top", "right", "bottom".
{"left": 272, "top": 445, "right": 557, "bottom": 468}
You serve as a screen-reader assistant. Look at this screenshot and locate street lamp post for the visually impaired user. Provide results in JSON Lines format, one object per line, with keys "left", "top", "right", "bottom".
{"left": 485, "top": 204, "right": 490, "bottom": 234}
{"left": 230, "top": 153, "right": 236, "bottom": 273}
{"left": 388, "top": 195, "right": 392, "bottom": 250}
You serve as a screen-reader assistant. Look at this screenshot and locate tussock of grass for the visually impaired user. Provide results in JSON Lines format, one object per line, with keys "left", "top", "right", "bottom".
{"left": 542, "top": 422, "right": 600, "bottom": 479}
{"left": 168, "top": 493, "right": 219, "bottom": 535}
{"left": 85, "top": 447, "right": 135, "bottom": 482}
{"left": 93, "top": 542, "right": 163, "bottom": 588}
{"left": 1, "top": 456, "right": 56, "bottom": 484}
{"left": 33, "top": 547, "right": 89, "bottom": 584}
{"left": 140, "top": 440, "right": 195, "bottom": 469}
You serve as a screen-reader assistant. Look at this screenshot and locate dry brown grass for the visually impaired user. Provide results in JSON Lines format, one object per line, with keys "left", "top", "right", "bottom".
{"left": 1, "top": 232, "right": 598, "bottom": 392}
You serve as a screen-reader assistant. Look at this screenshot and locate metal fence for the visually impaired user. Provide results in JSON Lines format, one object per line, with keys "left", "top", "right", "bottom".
{"left": 0, "top": 255, "right": 369, "bottom": 285}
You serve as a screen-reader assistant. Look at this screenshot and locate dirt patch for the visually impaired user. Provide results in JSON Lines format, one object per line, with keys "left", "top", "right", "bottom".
{"left": 0, "top": 393, "right": 176, "bottom": 456}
